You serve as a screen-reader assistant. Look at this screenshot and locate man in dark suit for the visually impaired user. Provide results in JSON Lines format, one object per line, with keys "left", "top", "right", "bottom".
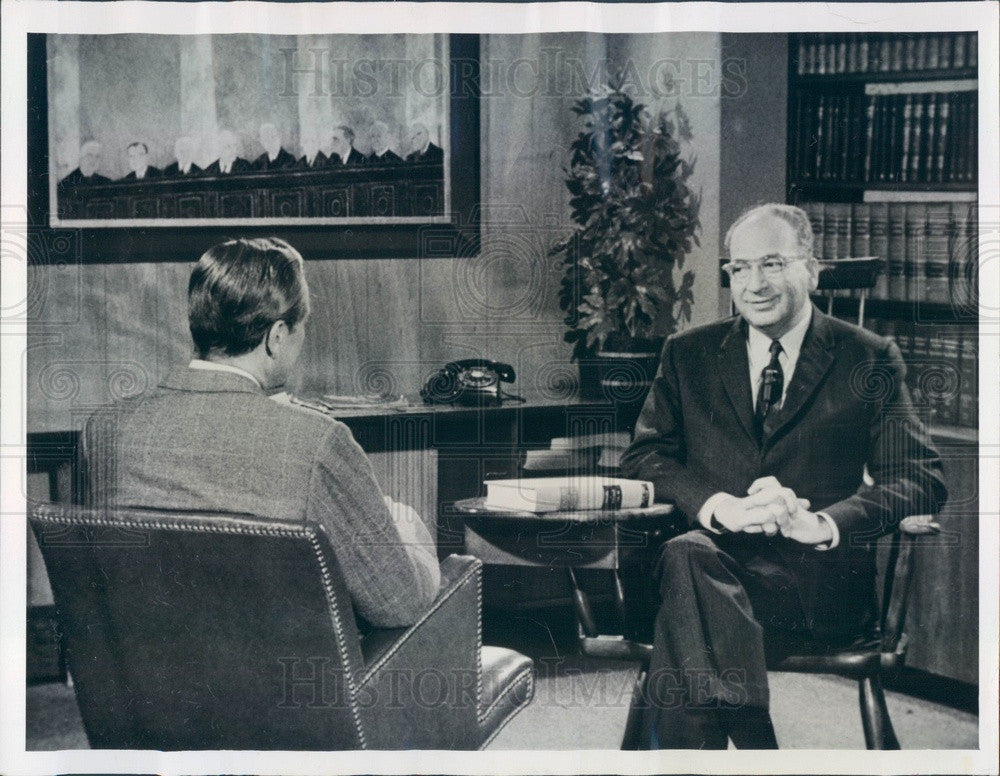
{"left": 122, "top": 142, "right": 162, "bottom": 180}
{"left": 82, "top": 237, "right": 441, "bottom": 628}
{"left": 203, "top": 130, "right": 252, "bottom": 175}
{"left": 620, "top": 203, "right": 946, "bottom": 749}
{"left": 328, "top": 125, "right": 366, "bottom": 166}
{"left": 59, "top": 140, "right": 111, "bottom": 187}
{"left": 366, "top": 121, "right": 403, "bottom": 164}
{"left": 163, "top": 136, "right": 203, "bottom": 177}
{"left": 404, "top": 123, "right": 444, "bottom": 164}
{"left": 253, "top": 123, "right": 297, "bottom": 171}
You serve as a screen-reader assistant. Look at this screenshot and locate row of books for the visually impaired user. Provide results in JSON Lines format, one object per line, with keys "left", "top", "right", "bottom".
{"left": 790, "top": 91, "right": 978, "bottom": 184}
{"left": 795, "top": 32, "right": 978, "bottom": 77}
{"left": 802, "top": 200, "right": 978, "bottom": 304}
{"left": 869, "top": 317, "right": 978, "bottom": 430}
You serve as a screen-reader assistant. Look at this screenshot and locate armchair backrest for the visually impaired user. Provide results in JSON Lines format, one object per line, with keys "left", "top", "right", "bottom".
{"left": 30, "top": 503, "right": 369, "bottom": 750}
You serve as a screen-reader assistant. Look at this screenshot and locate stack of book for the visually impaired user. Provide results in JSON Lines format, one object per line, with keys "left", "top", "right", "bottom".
{"left": 484, "top": 475, "right": 654, "bottom": 513}
{"left": 802, "top": 200, "right": 978, "bottom": 304}
{"left": 789, "top": 90, "right": 977, "bottom": 185}
{"left": 796, "top": 32, "right": 978, "bottom": 76}
{"left": 521, "top": 431, "right": 631, "bottom": 475}
{"left": 871, "top": 317, "right": 978, "bottom": 429}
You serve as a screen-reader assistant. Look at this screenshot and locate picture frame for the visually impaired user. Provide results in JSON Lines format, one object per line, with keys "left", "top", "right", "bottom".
{"left": 26, "top": 33, "right": 480, "bottom": 262}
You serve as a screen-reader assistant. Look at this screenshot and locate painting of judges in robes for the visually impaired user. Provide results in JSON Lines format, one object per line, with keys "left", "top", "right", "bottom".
{"left": 47, "top": 33, "right": 450, "bottom": 225}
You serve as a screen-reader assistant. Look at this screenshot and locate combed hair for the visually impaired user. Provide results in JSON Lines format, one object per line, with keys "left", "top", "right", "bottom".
{"left": 188, "top": 237, "right": 310, "bottom": 359}
{"left": 723, "top": 203, "right": 814, "bottom": 258}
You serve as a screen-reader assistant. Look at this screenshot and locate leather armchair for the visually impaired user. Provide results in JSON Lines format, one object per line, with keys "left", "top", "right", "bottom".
{"left": 29, "top": 503, "right": 534, "bottom": 750}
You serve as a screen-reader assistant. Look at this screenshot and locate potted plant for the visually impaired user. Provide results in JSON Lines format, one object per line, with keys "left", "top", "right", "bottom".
{"left": 551, "top": 78, "right": 701, "bottom": 400}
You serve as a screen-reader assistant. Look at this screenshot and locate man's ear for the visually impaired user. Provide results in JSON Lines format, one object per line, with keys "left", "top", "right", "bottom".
{"left": 805, "top": 256, "right": 821, "bottom": 292}
{"left": 264, "top": 319, "right": 287, "bottom": 358}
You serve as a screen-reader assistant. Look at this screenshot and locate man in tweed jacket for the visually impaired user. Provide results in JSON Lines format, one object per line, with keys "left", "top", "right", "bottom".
{"left": 82, "top": 237, "right": 440, "bottom": 628}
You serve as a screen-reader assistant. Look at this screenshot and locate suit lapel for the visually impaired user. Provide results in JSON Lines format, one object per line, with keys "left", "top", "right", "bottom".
{"left": 716, "top": 317, "right": 757, "bottom": 445}
{"left": 763, "top": 307, "right": 836, "bottom": 446}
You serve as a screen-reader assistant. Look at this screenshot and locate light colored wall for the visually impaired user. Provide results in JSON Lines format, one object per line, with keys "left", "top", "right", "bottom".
{"left": 28, "top": 32, "right": 745, "bottom": 434}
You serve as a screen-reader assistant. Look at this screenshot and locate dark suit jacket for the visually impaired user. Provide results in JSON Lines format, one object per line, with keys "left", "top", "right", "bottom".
{"left": 59, "top": 168, "right": 111, "bottom": 187}
{"left": 162, "top": 161, "right": 203, "bottom": 177}
{"left": 296, "top": 151, "right": 329, "bottom": 169}
{"left": 123, "top": 166, "right": 162, "bottom": 181}
{"left": 620, "top": 307, "right": 946, "bottom": 631}
{"left": 81, "top": 366, "right": 441, "bottom": 628}
{"left": 406, "top": 142, "right": 444, "bottom": 164}
{"left": 329, "top": 148, "right": 366, "bottom": 166}
{"left": 203, "top": 158, "right": 252, "bottom": 175}
{"left": 252, "top": 148, "right": 297, "bottom": 171}
{"left": 367, "top": 150, "right": 403, "bottom": 164}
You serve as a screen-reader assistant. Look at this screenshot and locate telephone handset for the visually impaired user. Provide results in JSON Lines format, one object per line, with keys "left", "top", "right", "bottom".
{"left": 420, "top": 359, "right": 524, "bottom": 406}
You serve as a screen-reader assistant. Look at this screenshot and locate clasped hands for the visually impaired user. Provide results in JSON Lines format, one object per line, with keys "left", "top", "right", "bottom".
{"left": 713, "top": 476, "right": 834, "bottom": 545}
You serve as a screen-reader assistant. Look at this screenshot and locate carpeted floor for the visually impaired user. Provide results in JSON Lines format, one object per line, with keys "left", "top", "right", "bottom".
{"left": 26, "top": 655, "right": 977, "bottom": 751}
{"left": 486, "top": 655, "right": 978, "bottom": 749}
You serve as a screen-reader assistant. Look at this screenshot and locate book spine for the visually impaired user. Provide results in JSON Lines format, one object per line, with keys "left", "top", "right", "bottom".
{"left": 904, "top": 35, "right": 917, "bottom": 71}
{"left": 880, "top": 35, "right": 892, "bottom": 72}
{"left": 968, "top": 32, "right": 977, "bottom": 69}
{"left": 858, "top": 37, "right": 870, "bottom": 73}
{"left": 836, "top": 36, "right": 848, "bottom": 74}
{"left": 927, "top": 34, "right": 941, "bottom": 70}
{"left": 814, "top": 95, "right": 826, "bottom": 180}
{"left": 904, "top": 203, "right": 925, "bottom": 302}
{"left": 886, "top": 203, "right": 906, "bottom": 300}
{"left": 933, "top": 93, "right": 950, "bottom": 183}
{"left": 869, "top": 203, "right": 890, "bottom": 299}
{"left": 915, "top": 35, "right": 928, "bottom": 70}
{"left": 851, "top": 202, "right": 871, "bottom": 257}
{"left": 950, "top": 92, "right": 965, "bottom": 183}
{"left": 922, "top": 93, "right": 938, "bottom": 183}
{"left": 966, "top": 92, "right": 977, "bottom": 182}
{"left": 797, "top": 37, "right": 807, "bottom": 76}
{"left": 885, "top": 95, "right": 900, "bottom": 182}
{"left": 922, "top": 202, "right": 952, "bottom": 304}
{"left": 899, "top": 94, "right": 914, "bottom": 182}
{"left": 823, "top": 202, "right": 841, "bottom": 261}
{"left": 952, "top": 32, "right": 966, "bottom": 69}
{"left": 908, "top": 94, "right": 924, "bottom": 183}
{"left": 950, "top": 201, "right": 973, "bottom": 310}
{"left": 891, "top": 35, "right": 904, "bottom": 72}
{"left": 863, "top": 95, "right": 877, "bottom": 183}
{"left": 847, "top": 35, "right": 859, "bottom": 73}
{"left": 805, "top": 201, "right": 825, "bottom": 261}
{"left": 839, "top": 94, "right": 851, "bottom": 180}
{"left": 939, "top": 34, "right": 952, "bottom": 71}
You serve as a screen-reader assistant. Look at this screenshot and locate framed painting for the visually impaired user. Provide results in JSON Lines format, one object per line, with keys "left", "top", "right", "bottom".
{"left": 27, "top": 32, "right": 480, "bottom": 261}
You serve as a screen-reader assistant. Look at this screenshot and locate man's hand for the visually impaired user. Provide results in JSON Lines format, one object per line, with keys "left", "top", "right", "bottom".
{"left": 745, "top": 476, "right": 834, "bottom": 545}
{"left": 712, "top": 489, "right": 798, "bottom": 534}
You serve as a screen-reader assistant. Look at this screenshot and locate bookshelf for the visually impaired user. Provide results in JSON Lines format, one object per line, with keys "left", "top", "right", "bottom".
{"left": 788, "top": 31, "right": 979, "bottom": 436}
{"left": 788, "top": 32, "right": 979, "bottom": 688}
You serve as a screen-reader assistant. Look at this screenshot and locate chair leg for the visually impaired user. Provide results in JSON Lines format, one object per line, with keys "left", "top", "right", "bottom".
{"left": 858, "top": 676, "right": 900, "bottom": 750}
{"left": 621, "top": 668, "right": 648, "bottom": 750}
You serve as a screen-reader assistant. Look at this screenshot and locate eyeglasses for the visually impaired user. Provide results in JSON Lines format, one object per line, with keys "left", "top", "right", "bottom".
{"left": 722, "top": 254, "right": 807, "bottom": 282}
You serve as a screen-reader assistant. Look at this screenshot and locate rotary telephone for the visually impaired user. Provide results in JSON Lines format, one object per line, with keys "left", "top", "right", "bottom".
{"left": 420, "top": 359, "right": 524, "bottom": 406}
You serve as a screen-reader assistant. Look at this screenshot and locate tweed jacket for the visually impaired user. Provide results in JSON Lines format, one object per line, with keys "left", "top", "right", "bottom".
{"left": 81, "top": 366, "right": 441, "bottom": 628}
{"left": 621, "top": 306, "right": 947, "bottom": 630}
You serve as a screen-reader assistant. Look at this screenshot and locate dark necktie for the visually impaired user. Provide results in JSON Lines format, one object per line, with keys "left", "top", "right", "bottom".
{"left": 755, "top": 340, "right": 784, "bottom": 435}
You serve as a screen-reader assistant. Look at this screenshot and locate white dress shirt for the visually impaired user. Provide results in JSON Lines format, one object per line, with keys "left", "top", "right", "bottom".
{"left": 697, "top": 306, "right": 839, "bottom": 549}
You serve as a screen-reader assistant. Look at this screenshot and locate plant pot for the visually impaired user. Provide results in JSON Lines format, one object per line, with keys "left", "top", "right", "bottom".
{"left": 577, "top": 340, "right": 664, "bottom": 402}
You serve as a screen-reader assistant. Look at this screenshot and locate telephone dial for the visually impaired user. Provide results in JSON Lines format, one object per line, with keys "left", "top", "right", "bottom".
{"left": 420, "top": 359, "right": 524, "bottom": 406}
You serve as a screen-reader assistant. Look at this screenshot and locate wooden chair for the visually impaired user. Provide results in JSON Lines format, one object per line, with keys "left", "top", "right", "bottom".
{"left": 30, "top": 503, "right": 534, "bottom": 750}
{"left": 620, "top": 515, "right": 942, "bottom": 749}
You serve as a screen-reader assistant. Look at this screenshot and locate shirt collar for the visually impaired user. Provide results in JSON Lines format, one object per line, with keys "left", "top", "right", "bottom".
{"left": 188, "top": 359, "right": 262, "bottom": 389}
{"left": 746, "top": 303, "right": 812, "bottom": 362}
